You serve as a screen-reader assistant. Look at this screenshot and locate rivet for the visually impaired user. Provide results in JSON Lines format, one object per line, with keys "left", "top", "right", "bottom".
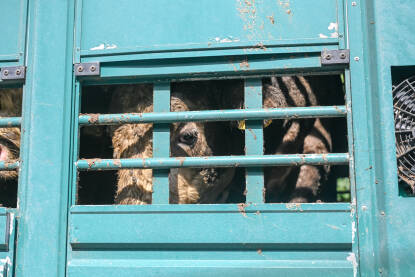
{"left": 352, "top": 2, "right": 357, "bottom": 6}
{"left": 354, "top": 57, "right": 360, "bottom": 61}
{"left": 77, "top": 66, "right": 84, "bottom": 72}
{"left": 3, "top": 70, "right": 9, "bottom": 76}
{"left": 380, "top": 211, "right": 385, "bottom": 216}
{"left": 90, "top": 65, "right": 96, "bottom": 72}
{"left": 340, "top": 52, "right": 346, "bottom": 59}
{"left": 15, "top": 69, "right": 21, "bottom": 75}
{"left": 325, "top": 54, "right": 332, "bottom": 60}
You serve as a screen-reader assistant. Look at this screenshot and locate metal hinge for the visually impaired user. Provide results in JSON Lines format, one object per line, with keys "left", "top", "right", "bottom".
{"left": 74, "top": 62, "right": 100, "bottom": 76}
{"left": 0, "top": 66, "right": 26, "bottom": 81}
{"left": 321, "top": 49, "right": 350, "bottom": 65}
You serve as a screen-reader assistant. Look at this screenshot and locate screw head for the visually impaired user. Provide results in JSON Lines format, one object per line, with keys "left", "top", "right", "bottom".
{"left": 3, "top": 70, "right": 9, "bottom": 76}
{"left": 77, "top": 66, "right": 84, "bottom": 72}
{"left": 325, "top": 54, "right": 332, "bottom": 60}
{"left": 340, "top": 52, "right": 347, "bottom": 59}
{"left": 354, "top": 56, "right": 360, "bottom": 61}
{"left": 90, "top": 65, "right": 96, "bottom": 72}
{"left": 15, "top": 69, "right": 21, "bottom": 75}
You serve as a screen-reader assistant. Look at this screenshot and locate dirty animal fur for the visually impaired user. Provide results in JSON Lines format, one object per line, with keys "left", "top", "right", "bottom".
{"left": 222, "top": 75, "right": 339, "bottom": 203}
{"left": 0, "top": 88, "right": 22, "bottom": 208}
{"left": 110, "top": 76, "right": 340, "bottom": 204}
{"left": 109, "top": 82, "right": 236, "bottom": 204}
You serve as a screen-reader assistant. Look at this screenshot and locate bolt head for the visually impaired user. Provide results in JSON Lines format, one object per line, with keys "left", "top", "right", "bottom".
{"left": 15, "top": 69, "right": 21, "bottom": 75}
{"left": 340, "top": 53, "right": 346, "bottom": 59}
{"left": 77, "top": 66, "right": 84, "bottom": 72}
{"left": 325, "top": 54, "right": 332, "bottom": 60}
{"left": 3, "top": 70, "right": 9, "bottom": 76}
{"left": 354, "top": 57, "right": 360, "bottom": 61}
{"left": 90, "top": 65, "right": 96, "bottom": 72}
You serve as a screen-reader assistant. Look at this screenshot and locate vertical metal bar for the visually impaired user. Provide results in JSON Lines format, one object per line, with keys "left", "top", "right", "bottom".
{"left": 152, "top": 82, "right": 170, "bottom": 204}
{"left": 244, "top": 78, "right": 264, "bottom": 203}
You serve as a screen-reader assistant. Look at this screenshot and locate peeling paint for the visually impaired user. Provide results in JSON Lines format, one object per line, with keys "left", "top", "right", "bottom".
{"left": 90, "top": 43, "right": 118, "bottom": 51}
{"left": 212, "top": 37, "right": 240, "bottom": 43}
{"left": 326, "top": 224, "right": 341, "bottom": 230}
{"left": 319, "top": 33, "right": 329, "bottom": 38}
{"left": 0, "top": 256, "right": 11, "bottom": 277}
{"left": 90, "top": 43, "right": 105, "bottom": 51}
{"left": 328, "top": 22, "right": 339, "bottom": 38}
{"left": 106, "top": 44, "right": 117, "bottom": 49}
{"left": 8, "top": 213, "right": 13, "bottom": 236}
{"left": 285, "top": 203, "right": 302, "bottom": 210}
{"left": 352, "top": 221, "right": 357, "bottom": 243}
{"left": 347, "top": 252, "right": 358, "bottom": 277}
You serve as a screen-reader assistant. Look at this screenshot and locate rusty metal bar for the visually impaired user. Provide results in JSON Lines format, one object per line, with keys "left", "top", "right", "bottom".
{"left": 0, "top": 117, "right": 21, "bottom": 128}
{"left": 78, "top": 106, "right": 347, "bottom": 126}
{"left": 0, "top": 161, "right": 19, "bottom": 171}
{"left": 76, "top": 153, "right": 349, "bottom": 171}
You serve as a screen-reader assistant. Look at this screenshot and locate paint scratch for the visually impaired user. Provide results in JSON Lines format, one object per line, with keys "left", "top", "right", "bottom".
{"left": 347, "top": 253, "right": 358, "bottom": 277}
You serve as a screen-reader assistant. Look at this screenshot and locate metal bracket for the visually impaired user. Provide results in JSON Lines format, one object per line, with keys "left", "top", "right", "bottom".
{"left": 74, "top": 62, "right": 100, "bottom": 76}
{"left": 0, "top": 66, "right": 26, "bottom": 81}
{"left": 321, "top": 49, "right": 350, "bottom": 65}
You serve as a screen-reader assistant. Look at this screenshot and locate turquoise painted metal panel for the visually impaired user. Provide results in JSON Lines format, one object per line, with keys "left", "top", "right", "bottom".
{"left": 353, "top": 0, "right": 415, "bottom": 276}
{"left": 4, "top": 0, "right": 415, "bottom": 276}
{"left": 0, "top": 0, "right": 27, "bottom": 67}
{"left": 14, "top": 0, "right": 75, "bottom": 276}
{"left": 70, "top": 204, "right": 351, "bottom": 248}
{"left": 77, "top": 0, "right": 342, "bottom": 61}
{"left": 0, "top": 209, "right": 15, "bottom": 277}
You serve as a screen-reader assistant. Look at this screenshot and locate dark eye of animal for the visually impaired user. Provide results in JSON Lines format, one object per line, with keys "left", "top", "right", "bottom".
{"left": 179, "top": 131, "right": 198, "bottom": 146}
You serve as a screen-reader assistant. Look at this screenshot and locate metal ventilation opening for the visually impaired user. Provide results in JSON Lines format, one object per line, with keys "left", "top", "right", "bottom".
{"left": 393, "top": 76, "right": 415, "bottom": 195}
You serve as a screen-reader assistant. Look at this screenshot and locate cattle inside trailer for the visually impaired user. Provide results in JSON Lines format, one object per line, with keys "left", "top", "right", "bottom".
{"left": 0, "top": 1, "right": 414, "bottom": 276}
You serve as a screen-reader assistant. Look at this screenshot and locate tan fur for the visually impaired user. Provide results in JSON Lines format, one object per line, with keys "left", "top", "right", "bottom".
{"left": 110, "top": 83, "right": 235, "bottom": 204}
{"left": 0, "top": 88, "right": 22, "bottom": 180}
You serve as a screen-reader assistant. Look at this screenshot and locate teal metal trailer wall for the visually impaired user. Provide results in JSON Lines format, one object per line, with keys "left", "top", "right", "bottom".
{"left": 0, "top": 0, "right": 413, "bottom": 276}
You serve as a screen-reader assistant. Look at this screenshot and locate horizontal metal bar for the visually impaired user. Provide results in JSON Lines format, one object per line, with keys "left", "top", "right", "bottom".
{"left": 76, "top": 153, "right": 349, "bottom": 171}
{"left": 79, "top": 106, "right": 346, "bottom": 126}
{"left": 0, "top": 117, "right": 21, "bottom": 127}
{"left": 0, "top": 161, "right": 19, "bottom": 171}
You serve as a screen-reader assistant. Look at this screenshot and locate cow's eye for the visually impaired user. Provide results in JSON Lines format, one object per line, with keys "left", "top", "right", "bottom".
{"left": 179, "top": 131, "right": 198, "bottom": 146}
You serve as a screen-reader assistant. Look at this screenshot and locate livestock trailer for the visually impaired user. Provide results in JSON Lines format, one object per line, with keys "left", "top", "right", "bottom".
{"left": 0, "top": 0, "right": 414, "bottom": 276}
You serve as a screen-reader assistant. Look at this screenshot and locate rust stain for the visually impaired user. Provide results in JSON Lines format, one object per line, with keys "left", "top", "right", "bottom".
{"left": 267, "top": 15, "right": 275, "bottom": 24}
{"left": 237, "top": 203, "right": 248, "bottom": 217}
{"left": 176, "top": 157, "right": 186, "bottom": 166}
{"left": 256, "top": 42, "right": 267, "bottom": 50}
{"left": 113, "top": 159, "right": 121, "bottom": 167}
{"left": 239, "top": 60, "right": 250, "bottom": 69}
{"left": 257, "top": 249, "right": 263, "bottom": 255}
{"left": 86, "top": 113, "right": 99, "bottom": 124}
{"left": 247, "top": 128, "right": 257, "bottom": 140}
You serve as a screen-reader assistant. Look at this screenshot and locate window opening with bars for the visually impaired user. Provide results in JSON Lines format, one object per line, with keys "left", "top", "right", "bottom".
{"left": 0, "top": 87, "right": 22, "bottom": 208}
{"left": 74, "top": 74, "right": 350, "bottom": 205}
